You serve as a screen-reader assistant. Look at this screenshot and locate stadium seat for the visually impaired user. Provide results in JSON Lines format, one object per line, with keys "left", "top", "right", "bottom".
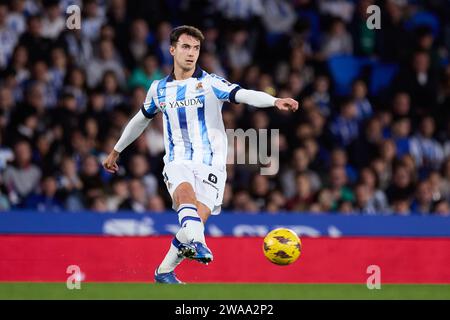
{"left": 405, "top": 11, "right": 440, "bottom": 37}
{"left": 327, "top": 55, "right": 366, "bottom": 96}
{"left": 369, "top": 62, "right": 399, "bottom": 96}
{"left": 296, "top": 10, "right": 321, "bottom": 50}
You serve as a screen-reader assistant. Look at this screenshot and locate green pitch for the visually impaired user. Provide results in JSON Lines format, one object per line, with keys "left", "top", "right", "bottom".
{"left": 0, "top": 283, "right": 449, "bottom": 300}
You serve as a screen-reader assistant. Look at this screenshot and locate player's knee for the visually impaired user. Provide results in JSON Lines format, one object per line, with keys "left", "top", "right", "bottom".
{"left": 174, "top": 182, "right": 196, "bottom": 206}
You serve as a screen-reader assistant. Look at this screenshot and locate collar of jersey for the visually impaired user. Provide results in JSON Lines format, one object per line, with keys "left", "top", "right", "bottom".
{"left": 166, "top": 65, "right": 203, "bottom": 82}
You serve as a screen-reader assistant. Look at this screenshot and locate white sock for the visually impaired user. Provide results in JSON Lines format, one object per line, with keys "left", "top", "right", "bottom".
{"left": 177, "top": 203, "right": 205, "bottom": 243}
{"left": 157, "top": 229, "right": 188, "bottom": 274}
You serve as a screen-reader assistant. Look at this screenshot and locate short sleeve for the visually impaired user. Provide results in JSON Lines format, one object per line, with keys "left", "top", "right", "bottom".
{"left": 141, "top": 81, "right": 160, "bottom": 119}
{"left": 209, "top": 74, "right": 241, "bottom": 104}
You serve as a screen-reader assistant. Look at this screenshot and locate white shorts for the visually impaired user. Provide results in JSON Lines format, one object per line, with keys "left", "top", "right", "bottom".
{"left": 162, "top": 161, "right": 227, "bottom": 215}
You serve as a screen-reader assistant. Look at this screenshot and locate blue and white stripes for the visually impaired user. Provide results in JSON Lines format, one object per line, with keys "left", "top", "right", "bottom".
{"left": 158, "top": 77, "right": 175, "bottom": 162}
{"left": 177, "top": 204, "right": 201, "bottom": 227}
{"left": 148, "top": 67, "right": 240, "bottom": 168}
{"left": 197, "top": 94, "right": 213, "bottom": 165}
{"left": 176, "top": 85, "right": 194, "bottom": 160}
{"left": 177, "top": 203, "right": 205, "bottom": 243}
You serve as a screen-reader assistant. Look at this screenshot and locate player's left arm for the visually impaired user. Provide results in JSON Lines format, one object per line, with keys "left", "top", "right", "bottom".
{"left": 234, "top": 89, "right": 299, "bottom": 112}
{"left": 209, "top": 74, "right": 298, "bottom": 112}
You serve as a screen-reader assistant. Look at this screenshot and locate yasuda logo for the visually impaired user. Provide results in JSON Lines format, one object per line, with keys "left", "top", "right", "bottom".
{"left": 167, "top": 98, "right": 203, "bottom": 109}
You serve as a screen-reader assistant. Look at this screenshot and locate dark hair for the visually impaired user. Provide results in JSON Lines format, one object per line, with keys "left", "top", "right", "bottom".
{"left": 170, "top": 25, "right": 204, "bottom": 46}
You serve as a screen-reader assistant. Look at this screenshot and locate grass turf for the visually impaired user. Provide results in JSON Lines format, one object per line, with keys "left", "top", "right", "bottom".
{"left": 0, "top": 283, "right": 449, "bottom": 300}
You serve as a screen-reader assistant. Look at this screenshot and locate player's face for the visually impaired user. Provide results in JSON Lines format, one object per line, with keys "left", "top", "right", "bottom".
{"left": 170, "top": 34, "right": 201, "bottom": 72}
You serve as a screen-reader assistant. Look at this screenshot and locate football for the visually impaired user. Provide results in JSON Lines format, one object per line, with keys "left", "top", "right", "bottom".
{"left": 263, "top": 228, "right": 302, "bottom": 265}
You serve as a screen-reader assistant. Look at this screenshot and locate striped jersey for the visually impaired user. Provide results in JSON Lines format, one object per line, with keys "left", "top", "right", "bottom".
{"left": 141, "top": 66, "right": 241, "bottom": 169}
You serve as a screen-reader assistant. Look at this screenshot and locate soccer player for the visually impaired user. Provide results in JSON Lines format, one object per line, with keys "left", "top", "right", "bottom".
{"left": 102, "top": 25, "right": 298, "bottom": 284}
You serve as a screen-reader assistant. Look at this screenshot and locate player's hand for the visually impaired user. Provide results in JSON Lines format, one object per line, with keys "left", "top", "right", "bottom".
{"left": 274, "top": 98, "right": 299, "bottom": 112}
{"left": 102, "top": 150, "right": 120, "bottom": 174}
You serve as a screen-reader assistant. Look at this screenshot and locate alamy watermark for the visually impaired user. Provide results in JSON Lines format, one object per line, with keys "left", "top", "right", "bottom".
{"left": 366, "top": 265, "right": 381, "bottom": 289}
{"left": 366, "top": 5, "right": 381, "bottom": 30}
{"left": 226, "top": 128, "right": 279, "bottom": 176}
{"left": 66, "top": 5, "right": 81, "bottom": 30}
{"left": 66, "top": 265, "right": 84, "bottom": 290}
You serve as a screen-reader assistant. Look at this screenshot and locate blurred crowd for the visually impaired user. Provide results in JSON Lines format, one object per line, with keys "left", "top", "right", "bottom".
{"left": 0, "top": 0, "right": 450, "bottom": 216}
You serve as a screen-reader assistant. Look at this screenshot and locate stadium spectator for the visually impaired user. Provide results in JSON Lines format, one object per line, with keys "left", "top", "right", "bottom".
{"left": 101, "top": 70, "right": 125, "bottom": 110}
{"left": 226, "top": 28, "right": 253, "bottom": 75}
{"left": 6, "top": 0, "right": 26, "bottom": 37}
{"left": 214, "top": 0, "right": 264, "bottom": 23}
{"left": 410, "top": 180, "right": 434, "bottom": 215}
{"left": 386, "top": 164, "right": 415, "bottom": 204}
{"left": 286, "top": 173, "right": 315, "bottom": 211}
{"left": 17, "top": 15, "right": 51, "bottom": 64}
{"left": 154, "top": 21, "right": 172, "bottom": 73}
{"left": 0, "top": 132, "right": 13, "bottom": 172}
{"left": 379, "top": 139, "right": 397, "bottom": 167}
{"left": 329, "top": 148, "right": 357, "bottom": 184}
{"left": 81, "top": 0, "right": 105, "bottom": 42}
{"left": 118, "top": 178, "right": 147, "bottom": 213}
{"left": 48, "top": 47, "right": 68, "bottom": 92}
{"left": 128, "top": 54, "right": 164, "bottom": 90}
{"left": 281, "top": 147, "right": 321, "bottom": 198}
{"left": 288, "top": 46, "right": 314, "bottom": 87}
{"left": 250, "top": 174, "right": 271, "bottom": 211}
{"left": 89, "top": 194, "right": 109, "bottom": 213}
{"left": 432, "top": 199, "right": 450, "bottom": 216}
{"left": 327, "top": 165, "right": 354, "bottom": 211}
{"left": 310, "top": 188, "right": 334, "bottom": 213}
{"left": 59, "top": 28, "right": 94, "bottom": 68}
{"left": 391, "top": 92, "right": 411, "bottom": 118}
{"left": 379, "top": 0, "right": 409, "bottom": 62}
{"left": 199, "top": 51, "right": 226, "bottom": 78}
{"left": 127, "top": 153, "right": 158, "bottom": 198}
{"left": 330, "top": 99, "right": 359, "bottom": 148}
{"left": 57, "top": 156, "right": 83, "bottom": 211}
{"left": 427, "top": 170, "right": 445, "bottom": 203}
{"left": 147, "top": 195, "right": 166, "bottom": 213}
{"left": 106, "top": 176, "right": 128, "bottom": 211}
{"left": 0, "top": 3, "right": 18, "bottom": 69}
{"left": 394, "top": 50, "right": 438, "bottom": 116}
{"left": 319, "top": 17, "right": 353, "bottom": 59}
{"left": 232, "top": 189, "right": 259, "bottom": 213}
{"left": 86, "top": 39, "right": 126, "bottom": 88}
{"left": 351, "top": 80, "right": 373, "bottom": 121}
{"left": 337, "top": 199, "right": 355, "bottom": 215}
{"left": 49, "top": 91, "right": 79, "bottom": 146}
{"left": 413, "top": 26, "right": 440, "bottom": 72}
{"left": 3, "top": 140, "right": 41, "bottom": 206}
{"left": 25, "top": 175, "right": 63, "bottom": 211}
{"left": 391, "top": 197, "right": 412, "bottom": 216}
{"left": 410, "top": 115, "right": 444, "bottom": 172}
{"left": 358, "top": 167, "right": 389, "bottom": 213}
{"left": 63, "top": 67, "right": 88, "bottom": 111}
{"left": 8, "top": 45, "right": 30, "bottom": 85}
{"left": 80, "top": 154, "right": 104, "bottom": 200}
{"left": 266, "top": 189, "right": 287, "bottom": 213}
{"left": 41, "top": 0, "right": 65, "bottom": 40}
{"left": 121, "top": 19, "right": 151, "bottom": 70}
{"left": 367, "top": 155, "right": 391, "bottom": 190}
{"left": 440, "top": 158, "right": 450, "bottom": 201}
{"left": 391, "top": 116, "right": 412, "bottom": 158}
{"left": 27, "top": 59, "right": 58, "bottom": 108}
{"left": 310, "top": 75, "right": 332, "bottom": 117}
{"left": 0, "top": 0, "right": 448, "bottom": 216}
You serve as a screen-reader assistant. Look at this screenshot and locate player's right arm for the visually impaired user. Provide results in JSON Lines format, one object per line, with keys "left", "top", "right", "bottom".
{"left": 102, "top": 82, "right": 160, "bottom": 173}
